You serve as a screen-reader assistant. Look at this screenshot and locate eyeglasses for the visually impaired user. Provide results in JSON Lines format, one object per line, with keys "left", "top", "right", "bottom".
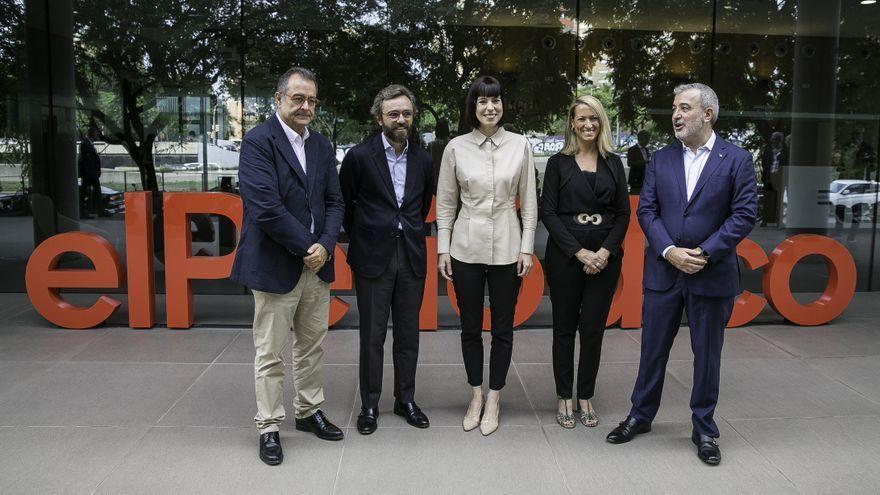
{"left": 280, "top": 92, "right": 319, "bottom": 107}
{"left": 383, "top": 111, "right": 414, "bottom": 120}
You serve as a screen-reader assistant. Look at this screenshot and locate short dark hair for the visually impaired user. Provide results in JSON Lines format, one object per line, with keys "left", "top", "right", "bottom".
{"left": 276, "top": 67, "right": 317, "bottom": 95}
{"left": 370, "top": 84, "right": 417, "bottom": 120}
{"left": 465, "top": 76, "right": 503, "bottom": 129}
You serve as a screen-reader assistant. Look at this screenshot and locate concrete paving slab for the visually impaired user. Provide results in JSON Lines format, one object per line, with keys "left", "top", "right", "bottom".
{"left": 0, "top": 362, "right": 55, "bottom": 403}
{"left": 0, "top": 326, "right": 105, "bottom": 361}
{"left": 95, "top": 426, "right": 342, "bottom": 494}
{"left": 543, "top": 421, "right": 797, "bottom": 494}
{"left": 333, "top": 426, "right": 569, "bottom": 495}
{"left": 750, "top": 323, "right": 880, "bottom": 358}
{"left": 805, "top": 356, "right": 880, "bottom": 404}
{"left": 0, "top": 362, "right": 206, "bottom": 426}
{"left": 730, "top": 416, "right": 880, "bottom": 494}
{"left": 667, "top": 358, "right": 880, "bottom": 421}
{"left": 69, "top": 328, "right": 238, "bottom": 363}
{"left": 0, "top": 426, "right": 148, "bottom": 494}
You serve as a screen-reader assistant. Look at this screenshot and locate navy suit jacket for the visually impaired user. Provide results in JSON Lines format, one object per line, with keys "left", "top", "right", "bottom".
{"left": 339, "top": 133, "right": 434, "bottom": 278}
{"left": 230, "top": 116, "right": 344, "bottom": 294}
{"left": 637, "top": 136, "right": 757, "bottom": 297}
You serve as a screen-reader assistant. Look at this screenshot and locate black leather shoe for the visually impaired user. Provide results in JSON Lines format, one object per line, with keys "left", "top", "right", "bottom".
{"left": 692, "top": 431, "right": 721, "bottom": 465}
{"left": 259, "top": 432, "right": 283, "bottom": 466}
{"left": 357, "top": 407, "right": 379, "bottom": 435}
{"left": 606, "top": 416, "right": 651, "bottom": 444}
{"left": 394, "top": 401, "right": 430, "bottom": 429}
{"left": 295, "top": 410, "right": 344, "bottom": 441}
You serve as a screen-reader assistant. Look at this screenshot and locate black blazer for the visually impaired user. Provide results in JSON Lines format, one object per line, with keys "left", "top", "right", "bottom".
{"left": 339, "top": 133, "right": 434, "bottom": 278}
{"left": 626, "top": 144, "right": 648, "bottom": 190}
{"left": 541, "top": 152, "right": 630, "bottom": 258}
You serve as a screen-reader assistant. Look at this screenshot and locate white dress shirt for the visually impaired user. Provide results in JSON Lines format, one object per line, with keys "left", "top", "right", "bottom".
{"left": 663, "top": 131, "right": 716, "bottom": 258}
{"left": 276, "top": 113, "right": 314, "bottom": 233}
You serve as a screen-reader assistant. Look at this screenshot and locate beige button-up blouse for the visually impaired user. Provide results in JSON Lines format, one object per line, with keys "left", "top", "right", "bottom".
{"left": 436, "top": 127, "right": 538, "bottom": 265}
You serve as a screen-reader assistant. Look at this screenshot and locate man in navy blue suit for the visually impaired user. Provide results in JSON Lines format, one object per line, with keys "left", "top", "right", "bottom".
{"left": 230, "top": 67, "right": 345, "bottom": 466}
{"left": 606, "top": 83, "right": 757, "bottom": 466}
{"left": 339, "top": 85, "right": 434, "bottom": 435}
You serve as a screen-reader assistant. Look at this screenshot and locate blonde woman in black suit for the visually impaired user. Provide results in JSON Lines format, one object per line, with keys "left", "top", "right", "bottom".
{"left": 541, "top": 95, "right": 630, "bottom": 429}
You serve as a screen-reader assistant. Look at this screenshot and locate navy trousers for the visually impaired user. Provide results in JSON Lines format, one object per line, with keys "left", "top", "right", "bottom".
{"left": 629, "top": 276, "right": 734, "bottom": 437}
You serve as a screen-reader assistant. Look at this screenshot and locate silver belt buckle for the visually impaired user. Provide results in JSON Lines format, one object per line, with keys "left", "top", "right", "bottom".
{"left": 575, "top": 213, "right": 602, "bottom": 225}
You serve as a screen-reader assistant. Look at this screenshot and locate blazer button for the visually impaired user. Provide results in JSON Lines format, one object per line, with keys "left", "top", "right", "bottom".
{"left": 683, "top": 212, "right": 689, "bottom": 217}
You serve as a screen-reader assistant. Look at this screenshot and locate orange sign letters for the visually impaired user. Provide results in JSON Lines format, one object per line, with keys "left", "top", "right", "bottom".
{"left": 24, "top": 193, "right": 858, "bottom": 330}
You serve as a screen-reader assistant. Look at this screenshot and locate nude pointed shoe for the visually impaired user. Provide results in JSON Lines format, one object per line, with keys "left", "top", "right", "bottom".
{"left": 463, "top": 391, "right": 483, "bottom": 432}
{"left": 480, "top": 390, "right": 500, "bottom": 436}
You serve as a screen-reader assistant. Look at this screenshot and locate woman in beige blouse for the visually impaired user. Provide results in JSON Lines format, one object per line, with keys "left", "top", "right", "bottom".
{"left": 436, "top": 76, "right": 538, "bottom": 436}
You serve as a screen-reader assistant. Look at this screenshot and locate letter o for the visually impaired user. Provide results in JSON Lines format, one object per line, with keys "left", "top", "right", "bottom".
{"left": 763, "top": 234, "right": 856, "bottom": 325}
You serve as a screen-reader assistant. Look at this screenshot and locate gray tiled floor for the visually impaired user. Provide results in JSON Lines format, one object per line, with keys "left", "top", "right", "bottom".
{"left": 1, "top": 294, "right": 879, "bottom": 494}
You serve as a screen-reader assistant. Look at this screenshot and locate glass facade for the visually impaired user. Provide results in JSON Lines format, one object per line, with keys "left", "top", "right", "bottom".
{"left": 3, "top": 1, "right": 879, "bottom": 321}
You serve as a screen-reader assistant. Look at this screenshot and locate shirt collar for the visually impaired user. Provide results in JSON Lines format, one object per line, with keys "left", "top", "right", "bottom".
{"left": 276, "top": 112, "right": 309, "bottom": 143}
{"left": 470, "top": 126, "right": 506, "bottom": 147}
{"left": 381, "top": 132, "right": 408, "bottom": 157}
{"left": 681, "top": 131, "right": 715, "bottom": 154}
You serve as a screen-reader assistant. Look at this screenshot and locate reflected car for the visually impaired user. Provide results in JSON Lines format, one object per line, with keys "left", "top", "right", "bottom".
{"left": 173, "top": 162, "right": 221, "bottom": 171}
{"left": 0, "top": 189, "right": 28, "bottom": 215}
{"left": 828, "top": 179, "right": 878, "bottom": 222}
{"left": 100, "top": 185, "right": 125, "bottom": 215}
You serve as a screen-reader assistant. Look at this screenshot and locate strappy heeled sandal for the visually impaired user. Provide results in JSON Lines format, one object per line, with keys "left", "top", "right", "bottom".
{"left": 556, "top": 398, "right": 575, "bottom": 429}
{"left": 578, "top": 401, "right": 599, "bottom": 427}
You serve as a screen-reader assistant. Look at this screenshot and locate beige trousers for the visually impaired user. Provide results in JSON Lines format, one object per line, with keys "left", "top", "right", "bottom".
{"left": 251, "top": 270, "right": 330, "bottom": 434}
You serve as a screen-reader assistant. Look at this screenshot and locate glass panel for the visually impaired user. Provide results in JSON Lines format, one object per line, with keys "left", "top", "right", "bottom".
{"left": 716, "top": 0, "right": 880, "bottom": 292}
{"left": 0, "top": 0, "right": 31, "bottom": 291}
{"left": 71, "top": 0, "right": 239, "bottom": 292}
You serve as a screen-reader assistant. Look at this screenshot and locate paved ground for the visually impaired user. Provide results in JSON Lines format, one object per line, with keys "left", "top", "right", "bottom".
{"left": 1, "top": 293, "right": 880, "bottom": 494}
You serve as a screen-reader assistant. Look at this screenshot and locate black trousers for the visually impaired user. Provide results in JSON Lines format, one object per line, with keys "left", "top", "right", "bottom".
{"left": 355, "top": 237, "right": 424, "bottom": 409}
{"left": 450, "top": 258, "right": 520, "bottom": 391}
{"left": 545, "top": 239, "right": 622, "bottom": 400}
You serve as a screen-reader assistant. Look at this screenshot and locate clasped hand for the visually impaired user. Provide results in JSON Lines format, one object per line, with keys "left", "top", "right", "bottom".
{"left": 576, "top": 248, "right": 609, "bottom": 275}
{"left": 303, "top": 243, "right": 328, "bottom": 272}
{"left": 665, "top": 247, "right": 707, "bottom": 274}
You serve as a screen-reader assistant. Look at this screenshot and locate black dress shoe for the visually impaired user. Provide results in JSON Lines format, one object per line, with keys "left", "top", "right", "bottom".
{"left": 259, "top": 431, "right": 283, "bottom": 466}
{"left": 394, "top": 401, "right": 430, "bottom": 429}
{"left": 606, "top": 416, "right": 651, "bottom": 444}
{"left": 357, "top": 407, "right": 379, "bottom": 435}
{"left": 295, "top": 410, "right": 344, "bottom": 441}
{"left": 692, "top": 431, "right": 721, "bottom": 465}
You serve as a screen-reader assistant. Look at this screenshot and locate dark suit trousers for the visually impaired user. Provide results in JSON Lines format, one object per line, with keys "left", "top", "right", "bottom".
{"left": 451, "top": 258, "right": 520, "bottom": 391}
{"left": 629, "top": 275, "right": 734, "bottom": 437}
{"left": 355, "top": 238, "right": 424, "bottom": 409}
{"left": 545, "top": 240, "right": 621, "bottom": 400}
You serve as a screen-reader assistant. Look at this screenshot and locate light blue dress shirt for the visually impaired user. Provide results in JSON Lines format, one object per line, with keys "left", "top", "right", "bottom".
{"left": 381, "top": 132, "right": 407, "bottom": 229}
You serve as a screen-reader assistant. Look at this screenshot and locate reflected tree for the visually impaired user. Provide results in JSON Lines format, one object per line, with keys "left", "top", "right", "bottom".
{"left": 73, "top": 0, "right": 237, "bottom": 191}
